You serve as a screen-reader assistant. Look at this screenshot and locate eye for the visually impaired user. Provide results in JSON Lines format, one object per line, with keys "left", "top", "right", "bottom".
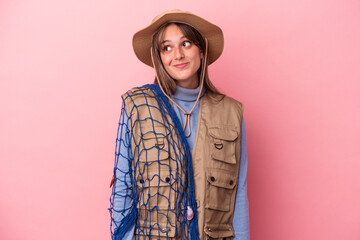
{"left": 162, "top": 45, "right": 172, "bottom": 52}
{"left": 183, "top": 41, "right": 191, "bottom": 47}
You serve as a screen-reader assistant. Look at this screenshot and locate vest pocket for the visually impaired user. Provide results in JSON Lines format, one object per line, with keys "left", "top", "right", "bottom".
{"left": 205, "top": 169, "right": 237, "bottom": 212}
{"left": 136, "top": 169, "right": 176, "bottom": 210}
{"left": 204, "top": 223, "right": 235, "bottom": 240}
{"left": 208, "top": 126, "right": 238, "bottom": 164}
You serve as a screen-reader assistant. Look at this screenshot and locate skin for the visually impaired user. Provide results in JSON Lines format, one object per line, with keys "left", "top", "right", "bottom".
{"left": 160, "top": 24, "right": 203, "bottom": 89}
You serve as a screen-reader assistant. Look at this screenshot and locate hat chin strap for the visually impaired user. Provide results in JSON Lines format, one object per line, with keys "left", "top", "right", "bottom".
{"left": 151, "top": 38, "right": 209, "bottom": 138}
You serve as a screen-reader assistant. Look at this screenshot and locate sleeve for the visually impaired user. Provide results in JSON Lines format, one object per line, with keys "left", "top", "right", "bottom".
{"left": 233, "top": 118, "right": 250, "bottom": 240}
{"left": 109, "top": 102, "right": 136, "bottom": 240}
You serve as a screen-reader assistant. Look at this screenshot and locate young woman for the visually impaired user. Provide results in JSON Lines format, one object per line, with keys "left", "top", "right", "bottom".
{"left": 110, "top": 10, "right": 249, "bottom": 240}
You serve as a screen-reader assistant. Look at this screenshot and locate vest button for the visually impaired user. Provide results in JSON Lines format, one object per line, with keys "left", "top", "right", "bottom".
{"left": 139, "top": 179, "right": 144, "bottom": 184}
{"left": 165, "top": 177, "right": 170, "bottom": 182}
{"left": 229, "top": 180, "right": 234, "bottom": 185}
{"left": 210, "top": 176, "right": 215, "bottom": 182}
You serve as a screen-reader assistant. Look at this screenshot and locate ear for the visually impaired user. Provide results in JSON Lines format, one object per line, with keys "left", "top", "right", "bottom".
{"left": 200, "top": 51, "right": 204, "bottom": 59}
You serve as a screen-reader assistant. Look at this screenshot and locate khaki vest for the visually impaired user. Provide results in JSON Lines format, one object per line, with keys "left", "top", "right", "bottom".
{"left": 122, "top": 86, "right": 243, "bottom": 240}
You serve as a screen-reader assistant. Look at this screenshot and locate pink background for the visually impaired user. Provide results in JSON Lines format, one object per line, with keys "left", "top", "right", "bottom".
{"left": 1, "top": 0, "right": 359, "bottom": 239}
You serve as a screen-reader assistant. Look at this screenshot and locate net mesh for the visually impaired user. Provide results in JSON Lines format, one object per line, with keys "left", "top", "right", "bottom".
{"left": 109, "top": 84, "right": 199, "bottom": 240}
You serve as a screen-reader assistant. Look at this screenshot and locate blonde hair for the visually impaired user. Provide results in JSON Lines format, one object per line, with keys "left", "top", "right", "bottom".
{"left": 151, "top": 22, "right": 221, "bottom": 96}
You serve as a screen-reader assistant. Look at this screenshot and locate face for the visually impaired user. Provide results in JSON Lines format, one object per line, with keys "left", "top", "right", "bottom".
{"left": 159, "top": 24, "right": 203, "bottom": 89}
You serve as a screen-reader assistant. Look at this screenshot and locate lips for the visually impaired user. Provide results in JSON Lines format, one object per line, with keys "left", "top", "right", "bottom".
{"left": 173, "top": 62, "right": 189, "bottom": 69}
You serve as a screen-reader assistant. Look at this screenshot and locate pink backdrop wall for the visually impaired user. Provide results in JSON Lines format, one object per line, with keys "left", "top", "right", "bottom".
{"left": 1, "top": 0, "right": 359, "bottom": 239}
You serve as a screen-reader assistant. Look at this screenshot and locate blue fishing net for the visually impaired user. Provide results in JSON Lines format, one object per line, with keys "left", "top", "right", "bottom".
{"left": 109, "top": 84, "right": 199, "bottom": 240}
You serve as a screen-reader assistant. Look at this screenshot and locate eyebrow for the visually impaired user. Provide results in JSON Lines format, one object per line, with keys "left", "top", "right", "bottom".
{"left": 161, "top": 36, "right": 187, "bottom": 44}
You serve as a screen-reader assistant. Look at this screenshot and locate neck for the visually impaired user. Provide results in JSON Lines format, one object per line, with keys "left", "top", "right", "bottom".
{"left": 172, "top": 84, "right": 205, "bottom": 101}
{"left": 175, "top": 75, "right": 199, "bottom": 89}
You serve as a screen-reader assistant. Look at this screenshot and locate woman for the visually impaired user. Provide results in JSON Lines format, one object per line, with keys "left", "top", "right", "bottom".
{"left": 110, "top": 10, "right": 249, "bottom": 240}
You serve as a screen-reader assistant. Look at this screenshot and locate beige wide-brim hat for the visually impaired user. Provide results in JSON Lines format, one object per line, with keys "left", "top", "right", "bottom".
{"left": 132, "top": 9, "right": 224, "bottom": 67}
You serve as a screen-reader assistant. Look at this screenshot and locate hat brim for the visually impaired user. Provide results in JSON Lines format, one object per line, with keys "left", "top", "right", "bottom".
{"left": 132, "top": 12, "right": 224, "bottom": 67}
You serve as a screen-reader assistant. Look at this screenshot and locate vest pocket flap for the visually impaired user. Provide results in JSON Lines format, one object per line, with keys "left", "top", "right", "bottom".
{"left": 138, "top": 144, "right": 169, "bottom": 162}
{"left": 207, "top": 171, "right": 237, "bottom": 190}
{"left": 138, "top": 171, "right": 175, "bottom": 187}
{"left": 204, "top": 224, "right": 235, "bottom": 239}
{"left": 208, "top": 126, "right": 238, "bottom": 141}
{"left": 138, "top": 124, "right": 169, "bottom": 140}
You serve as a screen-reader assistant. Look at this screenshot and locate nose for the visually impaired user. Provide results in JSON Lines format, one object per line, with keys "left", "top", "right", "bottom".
{"left": 174, "top": 46, "right": 184, "bottom": 60}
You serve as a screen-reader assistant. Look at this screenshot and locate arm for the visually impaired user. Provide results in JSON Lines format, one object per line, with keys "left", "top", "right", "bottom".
{"left": 109, "top": 103, "right": 136, "bottom": 240}
{"left": 233, "top": 118, "right": 250, "bottom": 240}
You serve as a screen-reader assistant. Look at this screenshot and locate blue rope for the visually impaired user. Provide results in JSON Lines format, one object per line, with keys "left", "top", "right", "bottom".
{"left": 146, "top": 84, "right": 199, "bottom": 240}
{"left": 110, "top": 84, "right": 199, "bottom": 240}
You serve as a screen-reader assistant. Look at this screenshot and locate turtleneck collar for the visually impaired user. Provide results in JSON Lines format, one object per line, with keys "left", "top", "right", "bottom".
{"left": 172, "top": 84, "right": 205, "bottom": 102}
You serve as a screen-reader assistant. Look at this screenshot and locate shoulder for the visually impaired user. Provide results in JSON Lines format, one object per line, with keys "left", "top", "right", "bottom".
{"left": 223, "top": 94, "right": 244, "bottom": 111}
{"left": 120, "top": 84, "right": 162, "bottom": 116}
{"left": 121, "top": 85, "right": 154, "bottom": 101}
{"left": 205, "top": 91, "right": 244, "bottom": 113}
